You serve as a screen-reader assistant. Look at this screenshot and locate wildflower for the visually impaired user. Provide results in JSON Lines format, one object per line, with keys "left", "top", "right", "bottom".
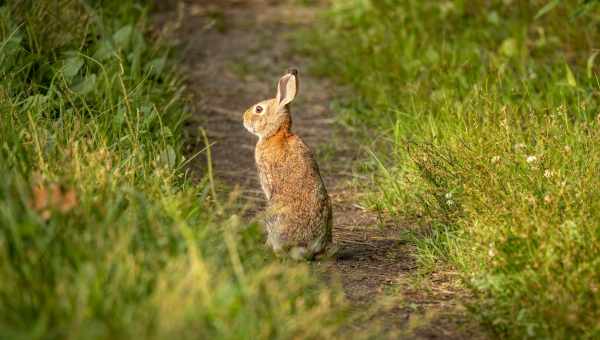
{"left": 488, "top": 243, "right": 495, "bottom": 258}
{"left": 491, "top": 155, "right": 500, "bottom": 164}
{"left": 444, "top": 192, "right": 454, "bottom": 206}
{"left": 526, "top": 155, "right": 537, "bottom": 164}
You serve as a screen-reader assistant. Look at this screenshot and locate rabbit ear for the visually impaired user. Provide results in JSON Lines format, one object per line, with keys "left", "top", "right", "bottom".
{"left": 276, "top": 69, "right": 298, "bottom": 109}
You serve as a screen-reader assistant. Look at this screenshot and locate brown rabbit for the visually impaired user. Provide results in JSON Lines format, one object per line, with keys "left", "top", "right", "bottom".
{"left": 243, "top": 69, "right": 332, "bottom": 260}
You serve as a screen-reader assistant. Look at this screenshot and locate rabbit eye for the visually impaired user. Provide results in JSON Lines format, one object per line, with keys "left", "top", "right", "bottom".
{"left": 255, "top": 105, "right": 263, "bottom": 114}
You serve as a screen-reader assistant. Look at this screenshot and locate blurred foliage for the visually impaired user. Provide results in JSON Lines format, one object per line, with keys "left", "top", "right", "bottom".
{"left": 0, "top": 1, "right": 352, "bottom": 339}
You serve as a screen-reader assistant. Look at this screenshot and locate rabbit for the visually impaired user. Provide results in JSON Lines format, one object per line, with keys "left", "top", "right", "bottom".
{"left": 242, "top": 69, "right": 333, "bottom": 260}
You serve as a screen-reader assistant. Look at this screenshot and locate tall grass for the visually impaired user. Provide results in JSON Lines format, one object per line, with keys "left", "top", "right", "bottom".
{"left": 0, "top": 1, "right": 350, "bottom": 338}
{"left": 309, "top": 0, "right": 600, "bottom": 338}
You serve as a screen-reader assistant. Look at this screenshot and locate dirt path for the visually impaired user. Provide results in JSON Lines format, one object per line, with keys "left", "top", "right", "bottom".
{"left": 155, "top": 1, "right": 485, "bottom": 338}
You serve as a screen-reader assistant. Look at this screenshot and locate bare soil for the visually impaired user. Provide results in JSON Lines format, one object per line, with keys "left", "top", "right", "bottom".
{"left": 154, "top": 1, "right": 487, "bottom": 338}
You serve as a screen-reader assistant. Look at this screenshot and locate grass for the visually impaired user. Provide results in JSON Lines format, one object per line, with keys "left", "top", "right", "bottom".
{"left": 0, "top": 1, "right": 352, "bottom": 339}
{"left": 307, "top": 0, "right": 600, "bottom": 338}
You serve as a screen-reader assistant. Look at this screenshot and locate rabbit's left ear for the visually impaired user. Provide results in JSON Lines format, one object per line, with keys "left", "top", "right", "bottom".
{"left": 276, "top": 69, "right": 298, "bottom": 109}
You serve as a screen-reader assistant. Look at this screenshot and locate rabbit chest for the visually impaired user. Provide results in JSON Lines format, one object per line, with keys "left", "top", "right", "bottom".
{"left": 255, "top": 132, "right": 322, "bottom": 207}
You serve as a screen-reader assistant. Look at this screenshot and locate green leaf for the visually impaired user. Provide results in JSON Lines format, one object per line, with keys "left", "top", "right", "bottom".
{"left": 113, "top": 110, "right": 126, "bottom": 129}
{"left": 113, "top": 25, "right": 133, "bottom": 49}
{"left": 23, "top": 94, "right": 48, "bottom": 110}
{"left": 499, "top": 38, "right": 518, "bottom": 58}
{"left": 0, "top": 34, "right": 22, "bottom": 57}
{"left": 565, "top": 63, "right": 577, "bottom": 87}
{"left": 127, "top": 52, "right": 137, "bottom": 76}
{"left": 145, "top": 57, "right": 166, "bottom": 76}
{"left": 62, "top": 56, "right": 84, "bottom": 79}
{"left": 93, "top": 40, "right": 114, "bottom": 61}
{"left": 142, "top": 105, "right": 158, "bottom": 128}
{"left": 587, "top": 51, "right": 599, "bottom": 79}
{"left": 159, "top": 145, "right": 177, "bottom": 169}
{"left": 535, "top": 0, "right": 561, "bottom": 20}
{"left": 72, "top": 74, "right": 97, "bottom": 95}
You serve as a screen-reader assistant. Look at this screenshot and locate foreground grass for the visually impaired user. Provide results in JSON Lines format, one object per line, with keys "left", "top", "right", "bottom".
{"left": 309, "top": 0, "right": 600, "bottom": 338}
{"left": 0, "top": 1, "right": 351, "bottom": 338}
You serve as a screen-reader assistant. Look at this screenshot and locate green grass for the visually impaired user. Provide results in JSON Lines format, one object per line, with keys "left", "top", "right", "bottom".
{"left": 0, "top": 1, "right": 352, "bottom": 339}
{"left": 308, "top": 0, "right": 600, "bottom": 338}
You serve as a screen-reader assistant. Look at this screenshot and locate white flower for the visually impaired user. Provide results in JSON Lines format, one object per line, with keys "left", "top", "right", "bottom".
{"left": 446, "top": 199, "right": 454, "bottom": 206}
{"left": 491, "top": 156, "right": 501, "bottom": 164}
{"left": 445, "top": 192, "right": 453, "bottom": 199}
{"left": 526, "top": 155, "right": 537, "bottom": 163}
{"left": 488, "top": 243, "right": 496, "bottom": 258}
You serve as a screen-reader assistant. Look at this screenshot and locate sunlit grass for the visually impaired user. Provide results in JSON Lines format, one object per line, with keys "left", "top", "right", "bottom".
{"left": 0, "top": 1, "right": 352, "bottom": 339}
{"left": 308, "top": 0, "right": 600, "bottom": 338}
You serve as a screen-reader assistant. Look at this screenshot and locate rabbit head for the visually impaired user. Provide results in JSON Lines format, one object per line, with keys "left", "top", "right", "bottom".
{"left": 243, "top": 69, "right": 299, "bottom": 139}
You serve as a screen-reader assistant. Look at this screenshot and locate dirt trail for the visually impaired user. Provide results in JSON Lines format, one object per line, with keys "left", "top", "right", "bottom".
{"left": 155, "top": 1, "right": 485, "bottom": 338}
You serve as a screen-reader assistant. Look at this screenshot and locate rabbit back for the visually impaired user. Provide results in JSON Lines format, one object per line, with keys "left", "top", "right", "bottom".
{"left": 256, "top": 131, "right": 332, "bottom": 258}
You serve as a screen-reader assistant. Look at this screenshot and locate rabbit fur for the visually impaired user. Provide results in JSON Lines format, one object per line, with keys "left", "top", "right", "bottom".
{"left": 242, "top": 69, "right": 333, "bottom": 260}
